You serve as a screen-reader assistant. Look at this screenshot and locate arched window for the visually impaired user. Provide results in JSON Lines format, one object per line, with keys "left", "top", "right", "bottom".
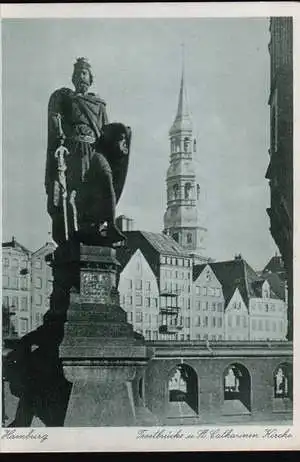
{"left": 274, "top": 363, "right": 293, "bottom": 400}
{"left": 184, "top": 137, "right": 190, "bottom": 153}
{"left": 173, "top": 184, "right": 179, "bottom": 200}
{"left": 187, "top": 233, "right": 192, "bottom": 244}
{"left": 223, "top": 363, "right": 251, "bottom": 412}
{"left": 262, "top": 281, "right": 270, "bottom": 298}
{"left": 197, "top": 184, "right": 200, "bottom": 200}
{"left": 193, "top": 139, "right": 197, "bottom": 152}
{"left": 168, "top": 364, "right": 198, "bottom": 414}
{"left": 184, "top": 183, "right": 192, "bottom": 200}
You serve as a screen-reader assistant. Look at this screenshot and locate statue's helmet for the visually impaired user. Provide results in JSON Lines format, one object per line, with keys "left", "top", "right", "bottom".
{"left": 72, "top": 57, "right": 94, "bottom": 86}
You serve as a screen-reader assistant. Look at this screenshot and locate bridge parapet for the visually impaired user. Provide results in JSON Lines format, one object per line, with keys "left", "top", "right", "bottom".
{"left": 146, "top": 340, "right": 293, "bottom": 358}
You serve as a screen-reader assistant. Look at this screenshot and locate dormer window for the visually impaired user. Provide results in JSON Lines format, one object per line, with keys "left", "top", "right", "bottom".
{"left": 262, "top": 281, "right": 270, "bottom": 298}
{"left": 205, "top": 269, "right": 211, "bottom": 282}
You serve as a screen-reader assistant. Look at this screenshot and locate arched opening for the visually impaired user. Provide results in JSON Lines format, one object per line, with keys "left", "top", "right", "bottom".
{"left": 173, "top": 184, "right": 179, "bottom": 200}
{"left": 168, "top": 364, "right": 198, "bottom": 416}
{"left": 274, "top": 363, "right": 292, "bottom": 400}
{"left": 183, "top": 137, "right": 190, "bottom": 153}
{"left": 139, "top": 377, "right": 144, "bottom": 400}
{"left": 223, "top": 363, "right": 251, "bottom": 414}
{"left": 193, "top": 139, "right": 197, "bottom": 152}
{"left": 197, "top": 184, "right": 200, "bottom": 200}
{"left": 187, "top": 233, "right": 192, "bottom": 244}
{"left": 184, "top": 182, "right": 192, "bottom": 200}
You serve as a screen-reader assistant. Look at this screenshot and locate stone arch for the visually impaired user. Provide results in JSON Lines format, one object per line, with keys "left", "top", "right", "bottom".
{"left": 187, "top": 232, "right": 192, "bottom": 244}
{"left": 173, "top": 183, "right": 179, "bottom": 200}
{"left": 273, "top": 362, "right": 293, "bottom": 400}
{"left": 183, "top": 137, "right": 190, "bottom": 153}
{"left": 168, "top": 363, "right": 198, "bottom": 414}
{"left": 223, "top": 362, "right": 251, "bottom": 412}
{"left": 184, "top": 182, "right": 192, "bottom": 200}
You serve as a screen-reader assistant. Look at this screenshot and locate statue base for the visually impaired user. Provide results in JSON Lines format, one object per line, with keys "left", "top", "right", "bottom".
{"left": 58, "top": 243, "right": 155, "bottom": 426}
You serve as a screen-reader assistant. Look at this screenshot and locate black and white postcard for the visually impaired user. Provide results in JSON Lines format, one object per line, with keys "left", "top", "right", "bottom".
{"left": 0, "top": 2, "right": 299, "bottom": 453}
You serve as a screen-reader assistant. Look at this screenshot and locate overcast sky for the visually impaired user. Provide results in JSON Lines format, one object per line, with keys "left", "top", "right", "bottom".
{"left": 2, "top": 17, "right": 278, "bottom": 270}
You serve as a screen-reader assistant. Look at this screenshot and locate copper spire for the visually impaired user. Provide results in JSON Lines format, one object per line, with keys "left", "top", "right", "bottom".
{"left": 170, "top": 44, "right": 192, "bottom": 134}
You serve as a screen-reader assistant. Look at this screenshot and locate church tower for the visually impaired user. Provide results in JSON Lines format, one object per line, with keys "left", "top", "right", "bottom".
{"left": 163, "top": 56, "right": 207, "bottom": 259}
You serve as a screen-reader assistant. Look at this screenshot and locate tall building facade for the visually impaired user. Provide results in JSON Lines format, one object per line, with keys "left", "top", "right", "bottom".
{"left": 192, "top": 264, "right": 225, "bottom": 341}
{"left": 266, "top": 17, "right": 293, "bottom": 340}
{"left": 117, "top": 231, "right": 287, "bottom": 342}
{"left": 2, "top": 238, "right": 31, "bottom": 337}
{"left": 31, "top": 241, "right": 56, "bottom": 330}
{"left": 2, "top": 237, "right": 56, "bottom": 336}
{"left": 118, "top": 248, "right": 160, "bottom": 340}
{"left": 163, "top": 63, "right": 207, "bottom": 262}
{"left": 116, "top": 230, "right": 194, "bottom": 340}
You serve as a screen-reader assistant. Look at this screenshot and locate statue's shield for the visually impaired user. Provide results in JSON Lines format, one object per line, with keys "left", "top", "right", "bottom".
{"left": 96, "top": 122, "right": 132, "bottom": 204}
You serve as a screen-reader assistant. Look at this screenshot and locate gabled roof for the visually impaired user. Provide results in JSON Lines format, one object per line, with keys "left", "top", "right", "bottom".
{"left": 116, "top": 230, "right": 189, "bottom": 281}
{"left": 263, "top": 272, "right": 286, "bottom": 301}
{"left": 193, "top": 263, "right": 208, "bottom": 282}
{"left": 2, "top": 237, "right": 31, "bottom": 255}
{"left": 263, "top": 255, "right": 286, "bottom": 277}
{"left": 140, "top": 231, "right": 188, "bottom": 256}
{"left": 32, "top": 241, "right": 56, "bottom": 258}
{"left": 197, "top": 258, "right": 282, "bottom": 307}
{"left": 208, "top": 259, "right": 254, "bottom": 307}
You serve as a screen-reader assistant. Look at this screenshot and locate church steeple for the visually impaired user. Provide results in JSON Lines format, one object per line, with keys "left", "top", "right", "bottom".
{"left": 164, "top": 48, "right": 207, "bottom": 261}
{"left": 170, "top": 45, "right": 192, "bottom": 134}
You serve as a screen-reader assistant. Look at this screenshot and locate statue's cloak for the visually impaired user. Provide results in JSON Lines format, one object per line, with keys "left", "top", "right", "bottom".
{"left": 45, "top": 87, "right": 131, "bottom": 233}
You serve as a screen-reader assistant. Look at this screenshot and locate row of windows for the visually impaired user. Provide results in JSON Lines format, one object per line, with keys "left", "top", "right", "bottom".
{"left": 195, "top": 286, "right": 222, "bottom": 297}
{"left": 4, "top": 293, "right": 49, "bottom": 308}
{"left": 170, "top": 137, "right": 193, "bottom": 154}
{"left": 252, "top": 301, "right": 285, "bottom": 313}
{"left": 125, "top": 279, "right": 152, "bottom": 291}
{"left": 227, "top": 314, "right": 248, "bottom": 328}
{"left": 161, "top": 282, "right": 191, "bottom": 293}
{"left": 3, "top": 257, "right": 29, "bottom": 268}
{"left": 3, "top": 295, "right": 28, "bottom": 311}
{"left": 3, "top": 275, "right": 28, "bottom": 290}
{"left": 124, "top": 296, "right": 158, "bottom": 308}
{"left": 163, "top": 269, "right": 190, "bottom": 280}
{"left": 167, "top": 182, "right": 195, "bottom": 201}
{"left": 252, "top": 318, "right": 285, "bottom": 332}
{"left": 194, "top": 315, "right": 223, "bottom": 328}
{"left": 230, "top": 301, "right": 244, "bottom": 310}
{"left": 196, "top": 301, "right": 223, "bottom": 312}
{"left": 196, "top": 334, "right": 223, "bottom": 341}
{"left": 161, "top": 256, "right": 191, "bottom": 267}
{"left": 3, "top": 257, "right": 43, "bottom": 269}
{"left": 2, "top": 275, "right": 50, "bottom": 291}
{"left": 128, "top": 312, "right": 159, "bottom": 324}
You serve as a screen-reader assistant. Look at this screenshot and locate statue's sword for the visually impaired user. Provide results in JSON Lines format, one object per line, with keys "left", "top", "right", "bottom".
{"left": 54, "top": 114, "right": 70, "bottom": 241}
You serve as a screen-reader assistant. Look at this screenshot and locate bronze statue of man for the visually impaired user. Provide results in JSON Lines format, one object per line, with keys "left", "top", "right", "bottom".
{"left": 45, "top": 58, "right": 131, "bottom": 246}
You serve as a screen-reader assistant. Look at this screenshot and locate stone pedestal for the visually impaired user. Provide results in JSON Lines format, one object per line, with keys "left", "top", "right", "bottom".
{"left": 59, "top": 244, "right": 153, "bottom": 426}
